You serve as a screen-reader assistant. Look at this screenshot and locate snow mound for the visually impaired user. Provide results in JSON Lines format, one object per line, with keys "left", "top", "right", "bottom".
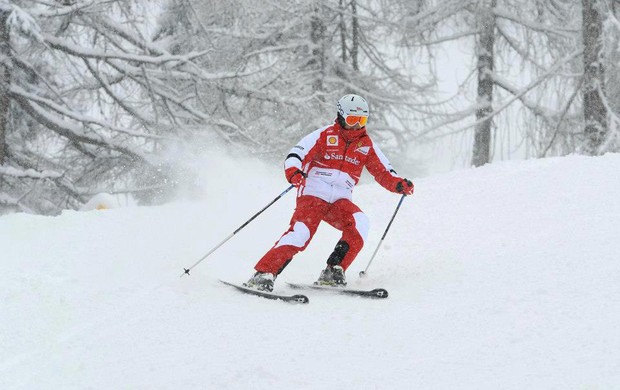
{"left": 1, "top": 153, "right": 619, "bottom": 389}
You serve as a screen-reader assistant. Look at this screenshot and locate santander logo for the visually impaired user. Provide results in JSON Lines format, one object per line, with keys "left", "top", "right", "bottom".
{"left": 323, "top": 153, "right": 360, "bottom": 165}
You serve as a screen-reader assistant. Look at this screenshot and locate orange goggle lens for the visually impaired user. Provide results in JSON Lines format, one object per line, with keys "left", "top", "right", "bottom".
{"left": 345, "top": 115, "right": 368, "bottom": 127}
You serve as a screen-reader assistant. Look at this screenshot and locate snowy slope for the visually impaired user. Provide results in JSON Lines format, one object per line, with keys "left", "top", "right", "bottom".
{"left": 1, "top": 153, "right": 620, "bottom": 389}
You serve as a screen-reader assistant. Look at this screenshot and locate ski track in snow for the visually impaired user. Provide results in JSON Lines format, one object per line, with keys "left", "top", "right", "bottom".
{"left": 1, "top": 153, "right": 620, "bottom": 389}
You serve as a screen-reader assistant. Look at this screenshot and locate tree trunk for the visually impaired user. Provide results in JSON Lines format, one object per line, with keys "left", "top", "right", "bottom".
{"left": 582, "top": 0, "right": 607, "bottom": 154}
{"left": 0, "top": 10, "right": 10, "bottom": 166}
{"left": 339, "top": 0, "right": 347, "bottom": 63}
{"left": 471, "top": 0, "right": 496, "bottom": 167}
{"left": 351, "top": 0, "right": 359, "bottom": 71}
{"left": 310, "top": 4, "right": 326, "bottom": 95}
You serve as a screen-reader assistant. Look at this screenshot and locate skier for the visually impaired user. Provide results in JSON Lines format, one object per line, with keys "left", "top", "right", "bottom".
{"left": 245, "top": 94, "right": 414, "bottom": 292}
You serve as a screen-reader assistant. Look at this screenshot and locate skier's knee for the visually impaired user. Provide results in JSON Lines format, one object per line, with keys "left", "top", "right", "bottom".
{"left": 353, "top": 212, "right": 369, "bottom": 242}
{"left": 275, "top": 221, "right": 311, "bottom": 248}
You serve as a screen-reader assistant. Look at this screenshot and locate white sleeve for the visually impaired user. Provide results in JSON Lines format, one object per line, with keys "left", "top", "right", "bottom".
{"left": 284, "top": 127, "right": 326, "bottom": 170}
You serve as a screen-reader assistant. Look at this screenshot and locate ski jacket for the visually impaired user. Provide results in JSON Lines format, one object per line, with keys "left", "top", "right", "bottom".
{"left": 284, "top": 121, "right": 402, "bottom": 203}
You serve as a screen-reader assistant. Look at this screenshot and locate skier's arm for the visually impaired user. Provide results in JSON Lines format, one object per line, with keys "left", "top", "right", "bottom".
{"left": 365, "top": 141, "right": 414, "bottom": 195}
{"left": 283, "top": 127, "right": 323, "bottom": 183}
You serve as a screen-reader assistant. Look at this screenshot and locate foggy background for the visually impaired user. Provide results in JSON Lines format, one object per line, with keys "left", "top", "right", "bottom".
{"left": 1, "top": 0, "right": 618, "bottom": 215}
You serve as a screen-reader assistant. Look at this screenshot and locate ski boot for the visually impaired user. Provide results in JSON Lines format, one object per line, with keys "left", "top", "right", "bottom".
{"left": 244, "top": 272, "right": 275, "bottom": 292}
{"left": 315, "top": 265, "right": 347, "bottom": 287}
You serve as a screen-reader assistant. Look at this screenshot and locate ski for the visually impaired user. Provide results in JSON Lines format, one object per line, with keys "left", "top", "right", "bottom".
{"left": 220, "top": 280, "right": 309, "bottom": 304}
{"left": 286, "top": 282, "right": 389, "bottom": 299}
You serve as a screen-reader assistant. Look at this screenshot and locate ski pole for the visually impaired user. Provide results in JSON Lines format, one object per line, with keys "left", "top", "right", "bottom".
{"left": 359, "top": 194, "right": 406, "bottom": 278}
{"left": 181, "top": 184, "right": 295, "bottom": 277}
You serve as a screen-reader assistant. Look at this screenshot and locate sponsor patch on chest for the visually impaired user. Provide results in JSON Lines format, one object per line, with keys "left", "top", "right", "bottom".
{"left": 326, "top": 135, "right": 339, "bottom": 146}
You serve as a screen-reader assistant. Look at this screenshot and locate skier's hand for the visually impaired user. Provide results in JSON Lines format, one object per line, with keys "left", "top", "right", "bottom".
{"left": 395, "top": 178, "right": 414, "bottom": 195}
{"left": 286, "top": 167, "right": 307, "bottom": 188}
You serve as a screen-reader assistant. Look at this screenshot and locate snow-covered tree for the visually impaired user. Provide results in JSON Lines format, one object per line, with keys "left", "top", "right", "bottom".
{"left": 0, "top": 6, "right": 9, "bottom": 167}
{"left": 4, "top": 0, "right": 619, "bottom": 215}
{"left": 472, "top": 0, "right": 496, "bottom": 167}
{"left": 0, "top": 1, "right": 224, "bottom": 214}
{"left": 158, "top": 0, "right": 434, "bottom": 163}
{"left": 397, "top": 0, "right": 596, "bottom": 166}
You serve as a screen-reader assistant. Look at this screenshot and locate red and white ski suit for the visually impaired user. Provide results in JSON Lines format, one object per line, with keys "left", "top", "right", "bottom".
{"left": 254, "top": 120, "right": 405, "bottom": 276}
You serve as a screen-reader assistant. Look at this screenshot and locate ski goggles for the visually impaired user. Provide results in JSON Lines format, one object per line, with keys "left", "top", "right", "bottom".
{"left": 344, "top": 115, "right": 368, "bottom": 127}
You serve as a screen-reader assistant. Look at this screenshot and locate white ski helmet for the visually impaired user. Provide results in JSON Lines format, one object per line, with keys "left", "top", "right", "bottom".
{"left": 337, "top": 94, "right": 369, "bottom": 118}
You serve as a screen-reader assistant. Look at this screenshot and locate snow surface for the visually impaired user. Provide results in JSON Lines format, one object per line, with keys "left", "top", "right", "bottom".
{"left": 2, "top": 152, "right": 620, "bottom": 389}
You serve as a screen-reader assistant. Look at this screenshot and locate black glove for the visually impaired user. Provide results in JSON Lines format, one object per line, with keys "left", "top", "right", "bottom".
{"left": 396, "top": 178, "right": 414, "bottom": 195}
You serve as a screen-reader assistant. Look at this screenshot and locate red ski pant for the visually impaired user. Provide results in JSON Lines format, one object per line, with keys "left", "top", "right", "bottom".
{"left": 254, "top": 195, "right": 369, "bottom": 275}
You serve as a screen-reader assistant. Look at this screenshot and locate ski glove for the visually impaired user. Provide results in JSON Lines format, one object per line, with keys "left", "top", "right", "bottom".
{"left": 395, "top": 178, "right": 414, "bottom": 195}
{"left": 285, "top": 167, "right": 307, "bottom": 188}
